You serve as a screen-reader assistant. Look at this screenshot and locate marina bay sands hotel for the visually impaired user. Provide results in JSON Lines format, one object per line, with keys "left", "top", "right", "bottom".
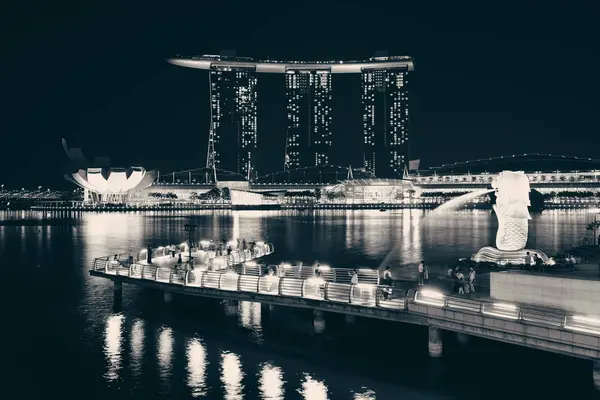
{"left": 168, "top": 51, "right": 414, "bottom": 179}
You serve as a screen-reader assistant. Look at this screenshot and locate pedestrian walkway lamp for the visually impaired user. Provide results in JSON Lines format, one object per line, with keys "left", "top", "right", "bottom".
{"left": 184, "top": 224, "right": 196, "bottom": 266}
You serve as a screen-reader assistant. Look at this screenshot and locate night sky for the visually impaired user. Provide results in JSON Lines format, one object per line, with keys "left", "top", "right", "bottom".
{"left": 2, "top": 1, "right": 598, "bottom": 188}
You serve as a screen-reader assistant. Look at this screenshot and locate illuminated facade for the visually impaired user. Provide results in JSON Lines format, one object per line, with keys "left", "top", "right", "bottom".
{"left": 285, "top": 70, "right": 332, "bottom": 169}
{"left": 361, "top": 66, "right": 410, "bottom": 178}
{"left": 209, "top": 65, "right": 258, "bottom": 178}
{"left": 170, "top": 54, "right": 414, "bottom": 178}
{"left": 61, "top": 138, "right": 156, "bottom": 203}
{"left": 66, "top": 167, "right": 156, "bottom": 203}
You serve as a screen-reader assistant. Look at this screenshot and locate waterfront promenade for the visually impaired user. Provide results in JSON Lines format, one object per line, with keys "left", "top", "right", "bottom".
{"left": 99, "top": 241, "right": 275, "bottom": 273}
{"left": 90, "top": 257, "right": 600, "bottom": 390}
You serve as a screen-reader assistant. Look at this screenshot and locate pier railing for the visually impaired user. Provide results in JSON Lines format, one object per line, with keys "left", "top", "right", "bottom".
{"left": 93, "top": 243, "right": 275, "bottom": 272}
{"left": 90, "top": 262, "right": 600, "bottom": 337}
{"left": 136, "top": 242, "right": 275, "bottom": 264}
{"left": 232, "top": 264, "right": 380, "bottom": 285}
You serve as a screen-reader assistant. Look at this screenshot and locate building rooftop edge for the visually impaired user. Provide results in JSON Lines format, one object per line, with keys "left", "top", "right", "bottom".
{"left": 167, "top": 56, "right": 415, "bottom": 73}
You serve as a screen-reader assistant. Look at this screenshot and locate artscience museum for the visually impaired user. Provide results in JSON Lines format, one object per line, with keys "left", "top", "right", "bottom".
{"left": 66, "top": 167, "right": 156, "bottom": 203}
{"left": 62, "top": 139, "right": 156, "bottom": 203}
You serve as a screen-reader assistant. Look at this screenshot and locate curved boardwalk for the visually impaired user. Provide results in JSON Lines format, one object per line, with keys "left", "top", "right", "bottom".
{"left": 90, "top": 256, "right": 600, "bottom": 390}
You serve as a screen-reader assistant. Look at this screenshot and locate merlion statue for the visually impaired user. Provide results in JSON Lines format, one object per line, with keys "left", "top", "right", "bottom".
{"left": 471, "top": 170, "right": 552, "bottom": 265}
{"left": 491, "top": 171, "right": 531, "bottom": 251}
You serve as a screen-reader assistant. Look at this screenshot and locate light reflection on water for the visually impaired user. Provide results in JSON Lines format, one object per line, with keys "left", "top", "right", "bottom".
{"left": 298, "top": 373, "right": 329, "bottom": 400}
{"left": 240, "top": 301, "right": 263, "bottom": 341}
{"left": 130, "top": 319, "right": 145, "bottom": 378}
{"left": 258, "top": 363, "right": 285, "bottom": 400}
{"left": 221, "top": 351, "right": 245, "bottom": 400}
{"left": 157, "top": 326, "right": 174, "bottom": 387}
{"left": 187, "top": 338, "right": 208, "bottom": 398}
{"left": 353, "top": 389, "right": 377, "bottom": 399}
{"left": 1, "top": 209, "right": 598, "bottom": 400}
{"left": 103, "top": 314, "right": 124, "bottom": 382}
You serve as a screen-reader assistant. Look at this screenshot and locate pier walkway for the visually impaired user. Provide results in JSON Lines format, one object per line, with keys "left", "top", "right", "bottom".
{"left": 95, "top": 242, "right": 275, "bottom": 273}
{"left": 90, "top": 260, "right": 600, "bottom": 390}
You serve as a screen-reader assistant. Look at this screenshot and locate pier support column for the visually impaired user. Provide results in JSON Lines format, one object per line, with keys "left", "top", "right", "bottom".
{"left": 260, "top": 303, "right": 272, "bottom": 323}
{"left": 224, "top": 300, "right": 238, "bottom": 316}
{"left": 113, "top": 280, "right": 122, "bottom": 309}
{"left": 456, "top": 332, "right": 469, "bottom": 346}
{"left": 593, "top": 360, "right": 600, "bottom": 392}
{"left": 113, "top": 280, "right": 122, "bottom": 300}
{"left": 313, "top": 310, "right": 325, "bottom": 334}
{"left": 428, "top": 326, "right": 443, "bottom": 358}
{"left": 163, "top": 291, "right": 173, "bottom": 304}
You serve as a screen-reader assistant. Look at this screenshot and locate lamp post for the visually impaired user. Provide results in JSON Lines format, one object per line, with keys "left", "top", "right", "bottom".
{"left": 184, "top": 224, "right": 197, "bottom": 267}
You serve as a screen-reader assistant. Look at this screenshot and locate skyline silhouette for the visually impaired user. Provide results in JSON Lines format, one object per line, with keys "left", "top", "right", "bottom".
{"left": 2, "top": 1, "right": 598, "bottom": 187}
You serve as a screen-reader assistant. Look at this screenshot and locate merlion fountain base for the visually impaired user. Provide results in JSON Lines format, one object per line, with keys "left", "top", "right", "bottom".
{"left": 471, "top": 246, "right": 551, "bottom": 266}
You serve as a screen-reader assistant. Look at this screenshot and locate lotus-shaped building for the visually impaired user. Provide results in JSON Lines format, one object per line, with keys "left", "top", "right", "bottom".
{"left": 66, "top": 167, "right": 155, "bottom": 202}
{"left": 62, "top": 139, "right": 156, "bottom": 203}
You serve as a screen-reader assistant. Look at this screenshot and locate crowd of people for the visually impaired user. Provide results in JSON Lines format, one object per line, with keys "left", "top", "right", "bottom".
{"left": 139, "top": 237, "right": 264, "bottom": 272}
{"left": 205, "top": 238, "right": 261, "bottom": 258}
{"left": 447, "top": 265, "right": 477, "bottom": 295}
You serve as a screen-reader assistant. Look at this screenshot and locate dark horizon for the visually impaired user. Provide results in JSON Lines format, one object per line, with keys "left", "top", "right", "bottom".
{"left": 1, "top": 1, "right": 599, "bottom": 188}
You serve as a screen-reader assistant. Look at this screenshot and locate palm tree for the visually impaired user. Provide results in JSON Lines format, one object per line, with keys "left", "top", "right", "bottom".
{"left": 408, "top": 189, "right": 416, "bottom": 205}
{"left": 586, "top": 220, "right": 600, "bottom": 246}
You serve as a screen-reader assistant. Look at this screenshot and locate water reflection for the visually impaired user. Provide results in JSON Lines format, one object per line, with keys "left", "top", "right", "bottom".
{"left": 103, "top": 314, "right": 124, "bottom": 382}
{"left": 130, "top": 319, "right": 144, "bottom": 377}
{"left": 221, "top": 351, "right": 245, "bottom": 400}
{"left": 20, "top": 226, "right": 25, "bottom": 255}
{"left": 298, "top": 374, "right": 328, "bottom": 400}
{"left": 157, "top": 327, "right": 173, "bottom": 383}
{"left": 313, "top": 311, "right": 325, "bottom": 334}
{"left": 187, "top": 338, "right": 208, "bottom": 397}
{"left": 410, "top": 210, "right": 423, "bottom": 264}
{"left": 258, "top": 363, "right": 285, "bottom": 400}
{"left": 239, "top": 301, "right": 262, "bottom": 340}
{"left": 353, "top": 389, "right": 376, "bottom": 399}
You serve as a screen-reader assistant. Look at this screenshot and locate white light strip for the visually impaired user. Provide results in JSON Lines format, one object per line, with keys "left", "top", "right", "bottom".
{"left": 522, "top": 316, "right": 561, "bottom": 327}
{"left": 572, "top": 315, "right": 600, "bottom": 325}
{"left": 564, "top": 323, "right": 600, "bottom": 336}
{"left": 419, "top": 290, "right": 445, "bottom": 300}
{"left": 414, "top": 299, "right": 445, "bottom": 307}
{"left": 482, "top": 310, "right": 520, "bottom": 320}
{"left": 414, "top": 291, "right": 445, "bottom": 307}
{"left": 493, "top": 302, "right": 518, "bottom": 311}
{"left": 447, "top": 303, "right": 479, "bottom": 312}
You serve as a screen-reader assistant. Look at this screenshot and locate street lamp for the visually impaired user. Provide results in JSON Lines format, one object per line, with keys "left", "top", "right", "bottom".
{"left": 184, "top": 224, "right": 197, "bottom": 267}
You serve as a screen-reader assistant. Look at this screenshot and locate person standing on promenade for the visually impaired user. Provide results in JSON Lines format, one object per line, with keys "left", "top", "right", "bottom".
{"left": 418, "top": 261, "right": 424, "bottom": 286}
{"left": 349, "top": 269, "right": 359, "bottom": 285}
{"left": 383, "top": 266, "right": 393, "bottom": 286}
{"left": 313, "top": 262, "right": 321, "bottom": 277}
{"left": 423, "top": 263, "right": 430, "bottom": 285}
{"left": 525, "top": 252, "right": 532, "bottom": 269}
{"left": 469, "top": 267, "right": 476, "bottom": 293}
{"left": 456, "top": 268, "right": 465, "bottom": 294}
